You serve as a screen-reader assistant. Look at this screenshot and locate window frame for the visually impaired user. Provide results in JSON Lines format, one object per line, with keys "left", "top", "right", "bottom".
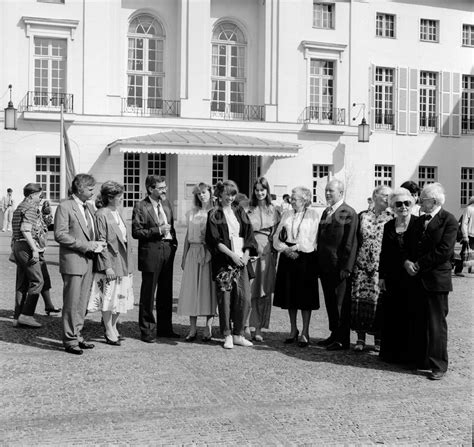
{"left": 418, "top": 166, "right": 438, "bottom": 189}
{"left": 313, "top": 3, "right": 335, "bottom": 30}
{"left": 462, "top": 74, "right": 474, "bottom": 134}
{"left": 462, "top": 24, "right": 474, "bottom": 47}
{"left": 374, "top": 165, "right": 393, "bottom": 188}
{"left": 375, "top": 12, "right": 396, "bottom": 39}
{"left": 374, "top": 66, "right": 395, "bottom": 130}
{"left": 308, "top": 59, "right": 335, "bottom": 122}
{"left": 420, "top": 18, "right": 439, "bottom": 43}
{"left": 461, "top": 167, "right": 474, "bottom": 207}
{"left": 35, "top": 156, "right": 60, "bottom": 203}
{"left": 212, "top": 155, "right": 227, "bottom": 186}
{"left": 419, "top": 71, "right": 438, "bottom": 132}
{"left": 312, "top": 164, "right": 332, "bottom": 204}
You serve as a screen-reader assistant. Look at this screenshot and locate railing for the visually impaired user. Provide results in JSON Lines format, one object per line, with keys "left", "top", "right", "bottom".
{"left": 121, "top": 98, "right": 180, "bottom": 117}
{"left": 18, "top": 91, "right": 74, "bottom": 113}
{"left": 210, "top": 103, "right": 265, "bottom": 121}
{"left": 300, "top": 106, "right": 346, "bottom": 125}
{"left": 374, "top": 113, "right": 395, "bottom": 130}
{"left": 461, "top": 118, "right": 474, "bottom": 134}
{"left": 419, "top": 113, "right": 438, "bottom": 132}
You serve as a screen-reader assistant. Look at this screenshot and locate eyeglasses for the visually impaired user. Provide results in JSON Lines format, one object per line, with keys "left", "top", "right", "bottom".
{"left": 420, "top": 197, "right": 434, "bottom": 202}
{"left": 154, "top": 186, "right": 167, "bottom": 191}
{"left": 394, "top": 201, "right": 411, "bottom": 208}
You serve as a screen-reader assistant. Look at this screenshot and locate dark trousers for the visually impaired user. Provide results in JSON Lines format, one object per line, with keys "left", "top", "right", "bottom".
{"left": 319, "top": 271, "right": 351, "bottom": 346}
{"left": 139, "top": 243, "right": 175, "bottom": 338}
{"left": 216, "top": 266, "right": 251, "bottom": 337}
{"left": 454, "top": 237, "right": 474, "bottom": 273}
{"left": 414, "top": 287, "right": 449, "bottom": 373}
{"left": 13, "top": 241, "right": 44, "bottom": 318}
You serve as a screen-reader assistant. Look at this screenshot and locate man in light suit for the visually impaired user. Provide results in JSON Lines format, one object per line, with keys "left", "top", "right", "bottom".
{"left": 132, "top": 175, "right": 179, "bottom": 343}
{"left": 54, "top": 174, "right": 105, "bottom": 355}
{"left": 404, "top": 183, "right": 457, "bottom": 380}
{"left": 317, "top": 179, "right": 358, "bottom": 351}
{"left": 1, "top": 188, "right": 14, "bottom": 232}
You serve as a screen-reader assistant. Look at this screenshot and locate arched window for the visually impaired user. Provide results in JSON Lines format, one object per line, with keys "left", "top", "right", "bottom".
{"left": 127, "top": 14, "right": 165, "bottom": 112}
{"left": 211, "top": 22, "right": 246, "bottom": 117}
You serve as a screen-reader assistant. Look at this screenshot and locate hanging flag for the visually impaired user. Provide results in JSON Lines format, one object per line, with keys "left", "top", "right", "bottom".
{"left": 63, "top": 122, "right": 76, "bottom": 190}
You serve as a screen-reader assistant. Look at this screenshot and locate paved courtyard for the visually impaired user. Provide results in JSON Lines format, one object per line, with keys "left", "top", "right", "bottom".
{"left": 0, "top": 229, "right": 472, "bottom": 446}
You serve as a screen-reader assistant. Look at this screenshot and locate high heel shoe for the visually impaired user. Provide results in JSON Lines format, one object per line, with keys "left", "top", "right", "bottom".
{"left": 45, "top": 307, "right": 61, "bottom": 316}
{"left": 185, "top": 332, "right": 197, "bottom": 342}
{"left": 104, "top": 334, "right": 121, "bottom": 346}
{"left": 284, "top": 330, "right": 299, "bottom": 344}
{"left": 202, "top": 328, "right": 213, "bottom": 342}
{"left": 298, "top": 335, "right": 310, "bottom": 348}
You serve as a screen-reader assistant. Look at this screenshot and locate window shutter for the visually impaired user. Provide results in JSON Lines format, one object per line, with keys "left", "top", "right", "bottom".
{"left": 408, "top": 68, "right": 418, "bottom": 135}
{"left": 369, "top": 63, "right": 376, "bottom": 130}
{"left": 396, "top": 67, "right": 408, "bottom": 134}
{"left": 440, "top": 71, "right": 451, "bottom": 136}
{"left": 451, "top": 72, "right": 461, "bottom": 137}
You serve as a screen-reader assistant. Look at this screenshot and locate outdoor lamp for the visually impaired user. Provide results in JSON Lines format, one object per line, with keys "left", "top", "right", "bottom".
{"left": 352, "top": 102, "right": 370, "bottom": 142}
{"left": 4, "top": 85, "right": 17, "bottom": 130}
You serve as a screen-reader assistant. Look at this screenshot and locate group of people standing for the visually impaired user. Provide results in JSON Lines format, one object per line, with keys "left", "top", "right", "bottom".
{"left": 10, "top": 173, "right": 458, "bottom": 380}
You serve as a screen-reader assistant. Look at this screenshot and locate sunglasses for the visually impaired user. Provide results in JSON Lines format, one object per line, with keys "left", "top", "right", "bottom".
{"left": 395, "top": 201, "right": 411, "bottom": 208}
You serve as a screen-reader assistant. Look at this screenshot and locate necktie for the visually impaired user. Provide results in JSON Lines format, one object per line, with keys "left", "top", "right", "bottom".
{"left": 424, "top": 214, "right": 432, "bottom": 230}
{"left": 325, "top": 206, "right": 333, "bottom": 219}
{"left": 83, "top": 204, "right": 94, "bottom": 239}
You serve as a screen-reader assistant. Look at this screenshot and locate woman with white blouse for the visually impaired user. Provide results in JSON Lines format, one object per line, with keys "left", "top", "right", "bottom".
{"left": 273, "top": 186, "right": 319, "bottom": 347}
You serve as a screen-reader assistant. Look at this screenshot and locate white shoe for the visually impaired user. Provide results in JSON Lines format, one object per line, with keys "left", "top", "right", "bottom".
{"left": 18, "top": 314, "right": 42, "bottom": 328}
{"left": 12, "top": 319, "right": 18, "bottom": 327}
{"left": 233, "top": 335, "right": 253, "bottom": 347}
{"left": 223, "top": 335, "right": 234, "bottom": 349}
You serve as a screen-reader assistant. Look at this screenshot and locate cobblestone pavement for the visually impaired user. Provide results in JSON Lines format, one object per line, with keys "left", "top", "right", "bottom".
{"left": 0, "top": 229, "right": 472, "bottom": 446}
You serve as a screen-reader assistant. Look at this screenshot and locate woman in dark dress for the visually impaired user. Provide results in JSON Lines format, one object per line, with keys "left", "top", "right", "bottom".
{"left": 378, "top": 187, "right": 418, "bottom": 365}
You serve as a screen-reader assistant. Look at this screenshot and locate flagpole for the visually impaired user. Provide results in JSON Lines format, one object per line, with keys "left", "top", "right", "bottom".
{"left": 59, "top": 101, "right": 66, "bottom": 199}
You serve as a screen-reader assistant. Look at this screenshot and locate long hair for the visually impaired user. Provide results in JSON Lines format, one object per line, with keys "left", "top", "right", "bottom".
{"left": 95, "top": 181, "right": 124, "bottom": 208}
{"left": 192, "top": 182, "right": 213, "bottom": 209}
{"left": 249, "top": 177, "right": 272, "bottom": 208}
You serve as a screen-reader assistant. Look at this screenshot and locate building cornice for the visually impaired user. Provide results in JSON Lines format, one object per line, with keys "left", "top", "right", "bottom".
{"left": 21, "top": 16, "right": 79, "bottom": 40}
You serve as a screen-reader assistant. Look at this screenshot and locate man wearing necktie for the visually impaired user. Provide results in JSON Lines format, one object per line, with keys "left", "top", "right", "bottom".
{"left": 404, "top": 183, "right": 457, "bottom": 380}
{"left": 132, "top": 175, "right": 179, "bottom": 343}
{"left": 316, "top": 179, "right": 358, "bottom": 351}
{"left": 54, "top": 174, "right": 105, "bottom": 355}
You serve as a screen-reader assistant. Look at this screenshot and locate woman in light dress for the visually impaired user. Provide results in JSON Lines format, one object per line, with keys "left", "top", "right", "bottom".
{"left": 247, "top": 177, "right": 280, "bottom": 342}
{"left": 88, "top": 181, "right": 134, "bottom": 346}
{"left": 178, "top": 183, "right": 217, "bottom": 341}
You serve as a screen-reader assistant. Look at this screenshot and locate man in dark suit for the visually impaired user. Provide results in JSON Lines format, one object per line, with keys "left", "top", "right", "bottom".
{"left": 317, "top": 179, "right": 358, "bottom": 351}
{"left": 404, "top": 182, "right": 457, "bottom": 380}
{"left": 132, "top": 175, "right": 179, "bottom": 343}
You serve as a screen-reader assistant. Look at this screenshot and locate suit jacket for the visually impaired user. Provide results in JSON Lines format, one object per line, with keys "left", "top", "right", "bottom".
{"left": 1, "top": 195, "right": 14, "bottom": 211}
{"left": 94, "top": 207, "right": 133, "bottom": 276}
{"left": 54, "top": 197, "right": 97, "bottom": 275}
{"left": 316, "top": 202, "right": 358, "bottom": 275}
{"left": 406, "top": 208, "right": 457, "bottom": 292}
{"left": 131, "top": 196, "right": 177, "bottom": 272}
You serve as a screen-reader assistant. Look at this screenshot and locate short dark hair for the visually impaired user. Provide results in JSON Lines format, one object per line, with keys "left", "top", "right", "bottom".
{"left": 249, "top": 177, "right": 272, "bottom": 208}
{"left": 282, "top": 194, "right": 290, "bottom": 203}
{"left": 7, "top": 188, "right": 12, "bottom": 193}
{"left": 23, "top": 183, "right": 42, "bottom": 197}
{"left": 96, "top": 181, "right": 124, "bottom": 208}
{"left": 145, "top": 175, "right": 166, "bottom": 195}
{"left": 400, "top": 180, "right": 420, "bottom": 195}
{"left": 71, "top": 174, "right": 96, "bottom": 195}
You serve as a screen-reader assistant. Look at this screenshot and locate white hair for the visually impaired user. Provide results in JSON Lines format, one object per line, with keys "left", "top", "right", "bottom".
{"left": 421, "top": 182, "right": 446, "bottom": 206}
{"left": 326, "top": 178, "right": 345, "bottom": 193}
{"left": 389, "top": 187, "right": 414, "bottom": 208}
{"left": 291, "top": 186, "right": 312, "bottom": 208}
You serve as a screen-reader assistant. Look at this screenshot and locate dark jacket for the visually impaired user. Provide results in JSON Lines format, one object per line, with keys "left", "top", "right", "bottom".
{"left": 132, "top": 196, "right": 177, "bottom": 272}
{"left": 205, "top": 204, "right": 258, "bottom": 279}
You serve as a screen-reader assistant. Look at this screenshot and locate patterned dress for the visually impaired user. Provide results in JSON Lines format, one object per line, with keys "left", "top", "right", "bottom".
{"left": 350, "top": 209, "right": 393, "bottom": 333}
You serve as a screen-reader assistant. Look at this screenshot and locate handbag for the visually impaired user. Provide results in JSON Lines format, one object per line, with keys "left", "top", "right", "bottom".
{"left": 278, "top": 226, "right": 288, "bottom": 243}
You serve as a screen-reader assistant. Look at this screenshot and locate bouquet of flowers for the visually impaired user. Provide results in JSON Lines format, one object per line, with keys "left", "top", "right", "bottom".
{"left": 215, "top": 265, "right": 242, "bottom": 292}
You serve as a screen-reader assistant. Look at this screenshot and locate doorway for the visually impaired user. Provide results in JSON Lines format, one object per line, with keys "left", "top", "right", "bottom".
{"left": 227, "top": 156, "right": 260, "bottom": 197}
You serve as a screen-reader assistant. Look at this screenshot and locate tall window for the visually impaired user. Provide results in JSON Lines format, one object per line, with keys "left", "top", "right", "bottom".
{"left": 462, "top": 24, "right": 474, "bottom": 46}
{"left": 312, "top": 165, "right": 331, "bottom": 203}
{"left": 123, "top": 153, "right": 141, "bottom": 208}
{"left": 374, "top": 67, "right": 394, "bottom": 129}
{"left": 211, "top": 22, "right": 246, "bottom": 118}
{"left": 461, "top": 167, "right": 474, "bottom": 206}
{"left": 418, "top": 166, "right": 437, "bottom": 189}
{"left": 374, "top": 165, "right": 393, "bottom": 187}
{"left": 127, "top": 14, "right": 165, "bottom": 113}
{"left": 462, "top": 75, "right": 474, "bottom": 133}
{"left": 147, "top": 153, "right": 166, "bottom": 177}
{"left": 36, "top": 156, "right": 60, "bottom": 202}
{"left": 313, "top": 3, "right": 335, "bottom": 29}
{"left": 309, "top": 59, "right": 334, "bottom": 121}
{"left": 34, "top": 38, "right": 67, "bottom": 107}
{"left": 419, "top": 71, "right": 437, "bottom": 132}
{"left": 212, "top": 155, "right": 225, "bottom": 185}
{"left": 376, "top": 13, "right": 395, "bottom": 38}
{"left": 420, "top": 19, "right": 439, "bottom": 42}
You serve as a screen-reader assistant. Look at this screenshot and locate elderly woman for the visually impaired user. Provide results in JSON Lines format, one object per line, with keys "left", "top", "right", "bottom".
{"left": 178, "top": 182, "right": 217, "bottom": 341}
{"left": 378, "top": 187, "right": 418, "bottom": 364}
{"left": 273, "top": 186, "right": 319, "bottom": 347}
{"left": 205, "top": 180, "right": 258, "bottom": 349}
{"left": 87, "top": 181, "right": 134, "bottom": 346}
{"left": 247, "top": 177, "right": 280, "bottom": 342}
{"left": 11, "top": 183, "right": 46, "bottom": 328}
{"left": 350, "top": 185, "right": 393, "bottom": 352}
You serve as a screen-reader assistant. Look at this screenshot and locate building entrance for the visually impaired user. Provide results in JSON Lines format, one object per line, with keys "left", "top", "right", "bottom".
{"left": 227, "top": 155, "right": 259, "bottom": 197}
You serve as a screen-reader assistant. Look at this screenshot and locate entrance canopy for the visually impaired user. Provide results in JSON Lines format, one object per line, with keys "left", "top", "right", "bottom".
{"left": 107, "top": 130, "right": 300, "bottom": 157}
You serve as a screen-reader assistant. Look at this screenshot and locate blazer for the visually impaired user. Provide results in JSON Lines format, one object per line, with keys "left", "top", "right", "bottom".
{"left": 205, "top": 204, "right": 258, "bottom": 279}
{"left": 316, "top": 202, "right": 358, "bottom": 275}
{"left": 94, "top": 207, "right": 133, "bottom": 276}
{"left": 54, "top": 197, "right": 97, "bottom": 275}
{"left": 406, "top": 208, "right": 458, "bottom": 292}
{"left": 132, "top": 196, "right": 177, "bottom": 272}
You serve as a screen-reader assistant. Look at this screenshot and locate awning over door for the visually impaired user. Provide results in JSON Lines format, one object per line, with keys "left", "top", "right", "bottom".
{"left": 107, "top": 130, "right": 300, "bottom": 157}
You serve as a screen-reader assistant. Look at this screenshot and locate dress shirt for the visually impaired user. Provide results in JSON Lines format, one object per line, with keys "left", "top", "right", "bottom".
{"left": 461, "top": 204, "right": 474, "bottom": 238}
{"left": 148, "top": 196, "right": 161, "bottom": 222}
{"left": 72, "top": 194, "right": 95, "bottom": 239}
{"left": 326, "top": 198, "right": 344, "bottom": 217}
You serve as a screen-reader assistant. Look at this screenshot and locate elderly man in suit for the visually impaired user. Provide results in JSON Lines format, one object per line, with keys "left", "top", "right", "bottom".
{"left": 54, "top": 174, "right": 105, "bottom": 355}
{"left": 317, "top": 179, "right": 358, "bottom": 351}
{"left": 132, "top": 175, "right": 179, "bottom": 343}
{"left": 404, "top": 182, "right": 457, "bottom": 380}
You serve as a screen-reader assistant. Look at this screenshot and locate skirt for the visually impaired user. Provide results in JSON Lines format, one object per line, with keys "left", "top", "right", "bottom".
{"left": 87, "top": 273, "right": 134, "bottom": 314}
{"left": 273, "top": 250, "right": 319, "bottom": 310}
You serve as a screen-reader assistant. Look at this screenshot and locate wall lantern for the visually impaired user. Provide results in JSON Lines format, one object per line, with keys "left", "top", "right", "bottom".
{"left": 4, "top": 85, "right": 17, "bottom": 130}
{"left": 352, "top": 102, "right": 369, "bottom": 142}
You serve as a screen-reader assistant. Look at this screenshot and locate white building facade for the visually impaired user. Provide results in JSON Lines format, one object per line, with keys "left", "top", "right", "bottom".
{"left": 0, "top": 0, "right": 472, "bottom": 221}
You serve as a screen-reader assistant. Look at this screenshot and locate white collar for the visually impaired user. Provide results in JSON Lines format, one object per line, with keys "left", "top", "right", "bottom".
{"left": 72, "top": 194, "right": 86, "bottom": 207}
{"left": 329, "top": 199, "right": 344, "bottom": 212}
{"left": 149, "top": 196, "right": 161, "bottom": 208}
{"left": 426, "top": 206, "right": 441, "bottom": 219}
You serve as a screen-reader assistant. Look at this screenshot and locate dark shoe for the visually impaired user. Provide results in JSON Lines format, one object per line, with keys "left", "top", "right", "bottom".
{"left": 454, "top": 272, "right": 465, "bottom": 277}
{"left": 141, "top": 336, "right": 155, "bottom": 343}
{"left": 284, "top": 330, "right": 299, "bottom": 344}
{"left": 78, "top": 341, "right": 95, "bottom": 349}
{"left": 185, "top": 333, "right": 197, "bottom": 342}
{"left": 104, "top": 335, "right": 121, "bottom": 346}
{"left": 428, "top": 371, "right": 445, "bottom": 380}
{"left": 202, "top": 328, "right": 213, "bottom": 342}
{"left": 65, "top": 346, "right": 83, "bottom": 355}
{"left": 298, "top": 335, "right": 310, "bottom": 348}
{"left": 117, "top": 333, "right": 125, "bottom": 341}
{"left": 157, "top": 331, "right": 180, "bottom": 339}
{"left": 317, "top": 336, "right": 335, "bottom": 347}
{"left": 45, "top": 307, "right": 61, "bottom": 316}
{"left": 326, "top": 342, "right": 349, "bottom": 351}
